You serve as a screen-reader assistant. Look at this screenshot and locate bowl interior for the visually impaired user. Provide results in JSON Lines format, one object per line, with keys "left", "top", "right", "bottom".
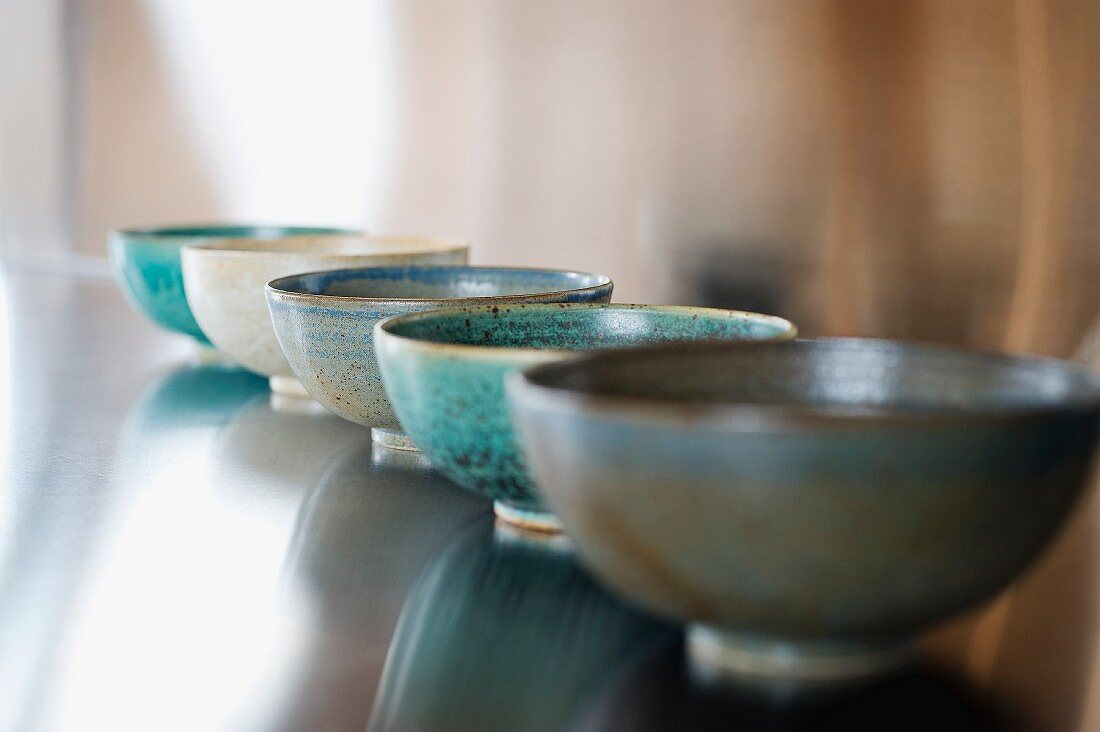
{"left": 272, "top": 266, "right": 610, "bottom": 301}
{"left": 382, "top": 304, "right": 792, "bottom": 351}
{"left": 521, "top": 339, "right": 1100, "bottom": 416}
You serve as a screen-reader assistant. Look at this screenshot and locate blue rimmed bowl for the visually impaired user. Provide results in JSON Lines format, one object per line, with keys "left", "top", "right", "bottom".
{"left": 108, "top": 224, "right": 360, "bottom": 346}
{"left": 266, "top": 265, "right": 613, "bottom": 448}
{"left": 375, "top": 304, "right": 796, "bottom": 531}
{"left": 507, "top": 338, "right": 1100, "bottom": 686}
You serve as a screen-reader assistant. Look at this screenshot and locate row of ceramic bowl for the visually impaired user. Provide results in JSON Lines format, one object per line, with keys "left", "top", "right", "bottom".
{"left": 109, "top": 224, "right": 1100, "bottom": 688}
{"left": 109, "top": 225, "right": 795, "bottom": 530}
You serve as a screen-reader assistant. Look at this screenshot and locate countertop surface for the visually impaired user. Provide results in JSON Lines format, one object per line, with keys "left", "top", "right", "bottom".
{"left": 1, "top": 269, "right": 1095, "bottom": 731}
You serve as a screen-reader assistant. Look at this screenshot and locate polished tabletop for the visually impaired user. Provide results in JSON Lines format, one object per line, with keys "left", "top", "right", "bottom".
{"left": 0, "top": 268, "right": 1085, "bottom": 731}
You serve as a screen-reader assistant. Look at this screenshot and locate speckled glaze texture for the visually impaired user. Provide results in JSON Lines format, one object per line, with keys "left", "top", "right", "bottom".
{"left": 182, "top": 236, "right": 469, "bottom": 379}
{"left": 266, "top": 266, "right": 614, "bottom": 430}
{"left": 108, "top": 225, "right": 358, "bottom": 344}
{"left": 507, "top": 338, "right": 1100, "bottom": 681}
{"left": 375, "top": 304, "right": 796, "bottom": 519}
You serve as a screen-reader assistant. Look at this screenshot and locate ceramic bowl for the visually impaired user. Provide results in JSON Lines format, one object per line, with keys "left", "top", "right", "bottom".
{"left": 375, "top": 304, "right": 796, "bottom": 531}
{"left": 267, "top": 266, "right": 614, "bottom": 449}
{"left": 182, "top": 235, "right": 469, "bottom": 394}
{"left": 507, "top": 338, "right": 1100, "bottom": 686}
{"left": 108, "top": 225, "right": 360, "bottom": 346}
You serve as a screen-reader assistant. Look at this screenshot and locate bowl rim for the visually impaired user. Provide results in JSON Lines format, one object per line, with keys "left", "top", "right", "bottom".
{"left": 373, "top": 303, "right": 797, "bottom": 361}
{"left": 110, "top": 224, "right": 363, "bottom": 239}
{"left": 509, "top": 337, "right": 1100, "bottom": 430}
{"left": 180, "top": 234, "right": 470, "bottom": 258}
{"left": 266, "top": 265, "right": 614, "bottom": 307}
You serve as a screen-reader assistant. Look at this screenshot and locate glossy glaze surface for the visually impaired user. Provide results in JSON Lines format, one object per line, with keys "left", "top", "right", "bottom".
{"left": 108, "top": 225, "right": 358, "bottom": 344}
{"left": 376, "top": 304, "right": 795, "bottom": 520}
{"left": 508, "top": 338, "right": 1100, "bottom": 679}
{"left": 266, "top": 266, "right": 613, "bottom": 432}
{"left": 182, "top": 235, "right": 469, "bottom": 379}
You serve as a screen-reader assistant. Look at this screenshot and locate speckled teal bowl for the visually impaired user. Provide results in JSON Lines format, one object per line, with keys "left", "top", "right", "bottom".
{"left": 108, "top": 225, "right": 359, "bottom": 345}
{"left": 267, "top": 266, "right": 613, "bottom": 448}
{"left": 507, "top": 338, "right": 1100, "bottom": 686}
{"left": 375, "top": 304, "right": 796, "bottom": 531}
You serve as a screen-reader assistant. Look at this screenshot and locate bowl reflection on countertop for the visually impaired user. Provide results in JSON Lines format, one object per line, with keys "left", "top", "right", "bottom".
{"left": 116, "top": 366, "right": 487, "bottom": 731}
{"left": 114, "top": 362, "right": 270, "bottom": 494}
{"left": 207, "top": 392, "right": 368, "bottom": 501}
{"left": 367, "top": 520, "right": 676, "bottom": 732}
{"left": 275, "top": 442, "right": 489, "bottom": 731}
{"left": 121, "top": 362, "right": 269, "bottom": 435}
{"left": 570, "top": 636, "right": 1018, "bottom": 732}
{"left": 120, "top": 361, "right": 369, "bottom": 508}
{"left": 104, "top": 361, "right": 344, "bottom": 731}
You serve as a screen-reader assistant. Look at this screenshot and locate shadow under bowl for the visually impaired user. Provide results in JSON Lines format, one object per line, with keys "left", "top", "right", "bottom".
{"left": 267, "top": 265, "right": 614, "bottom": 449}
{"left": 182, "top": 235, "right": 469, "bottom": 394}
{"left": 376, "top": 303, "right": 796, "bottom": 531}
{"left": 108, "top": 224, "right": 359, "bottom": 346}
{"left": 506, "top": 337, "right": 1100, "bottom": 687}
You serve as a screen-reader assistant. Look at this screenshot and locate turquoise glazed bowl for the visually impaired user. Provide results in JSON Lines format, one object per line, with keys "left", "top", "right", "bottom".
{"left": 507, "top": 338, "right": 1100, "bottom": 686}
{"left": 267, "top": 266, "right": 613, "bottom": 449}
{"left": 375, "top": 304, "right": 796, "bottom": 531}
{"left": 108, "top": 225, "right": 358, "bottom": 345}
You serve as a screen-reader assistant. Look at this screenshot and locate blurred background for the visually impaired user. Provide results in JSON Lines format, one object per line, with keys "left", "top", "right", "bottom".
{"left": 5, "top": 0, "right": 1100, "bottom": 355}
{"left": 3, "top": 0, "right": 1100, "bottom": 729}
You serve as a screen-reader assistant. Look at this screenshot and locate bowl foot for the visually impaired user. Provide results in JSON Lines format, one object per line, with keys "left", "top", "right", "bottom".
{"left": 371, "top": 428, "right": 420, "bottom": 451}
{"left": 269, "top": 375, "right": 312, "bottom": 397}
{"left": 492, "top": 502, "right": 563, "bottom": 534}
{"left": 687, "top": 626, "right": 913, "bottom": 687}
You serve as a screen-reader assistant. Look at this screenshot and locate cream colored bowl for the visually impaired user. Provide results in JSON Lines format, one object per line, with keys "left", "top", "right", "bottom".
{"left": 182, "top": 235, "right": 469, "bottom": 394}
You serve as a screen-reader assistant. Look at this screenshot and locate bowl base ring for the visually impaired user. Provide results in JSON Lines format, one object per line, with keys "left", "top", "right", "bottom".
{"left": 687, "top": 626, "right": 913, "bottom": 686}
{"left": 492, "top": 502, "right": 564, "bottom": 534}
{"left": 371, "top": 428, "right": 420, "bottom": 451}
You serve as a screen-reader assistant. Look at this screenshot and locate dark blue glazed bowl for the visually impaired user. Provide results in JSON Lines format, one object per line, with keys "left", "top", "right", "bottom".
{"left": 375, "top": 304, "right": 795, "bottom": 531}
{"left": 508, "top": 338, "right": 1100, "bottom": 686}
{"left": 108, "top": 224, "right": 359, "bottom": 345}
{"left": 266, "top": 266, "right": 613, "bottom": 449}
